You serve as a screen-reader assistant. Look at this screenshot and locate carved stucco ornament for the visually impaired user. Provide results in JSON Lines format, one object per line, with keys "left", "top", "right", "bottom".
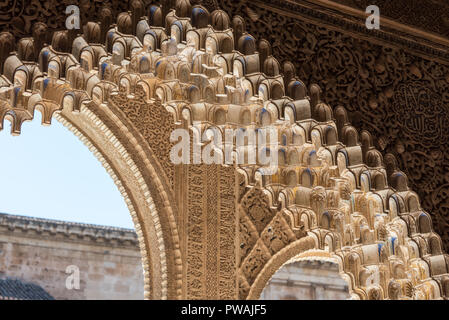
{"left": 0, "top": 0, "right": 448, "bottom": 300}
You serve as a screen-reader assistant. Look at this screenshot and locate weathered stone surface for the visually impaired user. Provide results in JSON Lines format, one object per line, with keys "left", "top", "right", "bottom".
{"left": 0, "top": 213, "right": 144, "bottom": 300}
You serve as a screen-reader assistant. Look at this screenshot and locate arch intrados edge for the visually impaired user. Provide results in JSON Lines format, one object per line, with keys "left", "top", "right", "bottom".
{"left": 4, "top": 97, "right": 183, "bottom": 300}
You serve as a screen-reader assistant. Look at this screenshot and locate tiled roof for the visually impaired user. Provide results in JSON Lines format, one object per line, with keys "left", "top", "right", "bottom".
{"left": 0, "top": 278, "right": 54, "bottom": 300}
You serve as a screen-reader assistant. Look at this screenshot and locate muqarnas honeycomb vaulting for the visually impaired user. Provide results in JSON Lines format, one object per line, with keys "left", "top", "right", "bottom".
{"left": 0, "top": 0, "right": 448, "bottom": 300}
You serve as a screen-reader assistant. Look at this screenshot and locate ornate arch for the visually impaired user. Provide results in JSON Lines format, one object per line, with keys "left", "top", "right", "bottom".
{"left": 252, "top": 249, "right": 353, "bottom": 300}
{"left": 0, "top": 74, "right": 182, "bottom": 300}
{"left": 246, "top": 238, "right": 317, "bottom": 300}
{"left": 53, "top": 102, "right": 182, "bottom": 300}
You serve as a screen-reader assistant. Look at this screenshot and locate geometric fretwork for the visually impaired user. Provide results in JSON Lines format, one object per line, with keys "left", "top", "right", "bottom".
{"left": 1, "top": 0, "right": 448, "bottom": 300}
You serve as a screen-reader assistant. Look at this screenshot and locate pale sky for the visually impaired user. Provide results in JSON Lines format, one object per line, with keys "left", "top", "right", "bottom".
{"left": 0, "top": 114, "right": 134, "bottom": 229}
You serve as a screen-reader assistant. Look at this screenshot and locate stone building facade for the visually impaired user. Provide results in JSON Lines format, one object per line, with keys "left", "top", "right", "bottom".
{"left": 0, "top": 213, "right": 144, "bottom": 300}
{"left": 260, "top": 258, "right": 350, "bottom": 300}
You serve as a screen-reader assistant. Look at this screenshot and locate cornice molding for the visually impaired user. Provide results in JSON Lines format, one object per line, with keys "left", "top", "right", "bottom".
{"left": 251, "top": 0, "right": 449, "bottom": 64}
{"left": 0, "top": 212, "right": 139, "bottom": 247}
